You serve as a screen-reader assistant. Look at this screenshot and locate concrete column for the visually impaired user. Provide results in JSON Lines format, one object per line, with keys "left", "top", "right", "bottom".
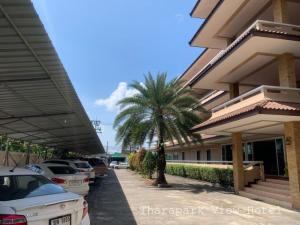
{"left": 284, "top": 122, "right": 300, "bottom": 209}
{"left": 272, "top": 0, "right": 288, "bottom": 23}
{"left": 278, "top": 54, "right": 296, "bottom": 88}
{"left": 232, "top": 132, "right": 244, "bottom": 193}
{"left": 229, "top": 83, "right": 239, "bottom": 99}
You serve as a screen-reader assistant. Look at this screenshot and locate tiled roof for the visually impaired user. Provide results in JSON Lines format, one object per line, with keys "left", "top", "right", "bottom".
{"left": 192, "top": 100, "right": 300, "bottom": 132}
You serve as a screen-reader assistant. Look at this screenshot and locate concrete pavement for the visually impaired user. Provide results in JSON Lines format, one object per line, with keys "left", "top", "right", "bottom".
{"left": 88, "top": 169, "right": 300, "bottom": 225}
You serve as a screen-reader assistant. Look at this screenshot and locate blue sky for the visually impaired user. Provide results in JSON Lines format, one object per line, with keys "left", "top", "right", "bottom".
{"left": 32, "top": 0, "right": 204, "bottom": 152}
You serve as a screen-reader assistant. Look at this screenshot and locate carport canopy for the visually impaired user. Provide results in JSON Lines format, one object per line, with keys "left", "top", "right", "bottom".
{"left": 0, "top": 0, "right": 104, "bottom": 154}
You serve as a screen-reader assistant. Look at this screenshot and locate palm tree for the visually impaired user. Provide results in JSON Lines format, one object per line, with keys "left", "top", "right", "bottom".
{"left": 114, "top": 73, "right": 205, "bottom": 185}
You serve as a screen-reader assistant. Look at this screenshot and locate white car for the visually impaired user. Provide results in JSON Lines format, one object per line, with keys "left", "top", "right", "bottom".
{"left": 109, "top": 161, "right": 118, "bottom": 168}
{"left": 114, "top": 162, "right": 129, "bottom": 169}
{"left": 26, "top": 164, "right": 89, "bottom": 196}
{"left": 43, "top": 160, "right": 95, "bottom": 184}
{"left": 0, "top": 166, "right": 90, "bottom": 225}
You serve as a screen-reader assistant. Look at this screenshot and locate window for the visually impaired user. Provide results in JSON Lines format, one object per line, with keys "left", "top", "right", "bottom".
{"left": 222, "top": 145, "right": 232, "bottom": 161}
{"left": 244, "top": 143, "right": 254, "bottom": 161}
{"left": 206, "top": 150, "right": 211, "bottom": 161}
{"left": 173, "top": 152, "right": 178, "bottom": 160}
{"left": 48, "top": 166, "right": 78, "bottom": 175}
{"left": 0, "top": 175, "right": 65, "bottom": 201}
{"left": 74, "top": 162, "right": 91, "bottom": 169}
{"left": 44, "top": 160, "right": 69, "bottom": 166}
{"left": 87, "top": 158, "right": 104, "bottom": 166}
{"left": 197, "top": 151, "right": 200, "bottom": 161}
{"left": 25, "top": 165, "right": 44, "bottom": 174}
{"left": 182, "top": 152, "right": 185, "bottom": 160}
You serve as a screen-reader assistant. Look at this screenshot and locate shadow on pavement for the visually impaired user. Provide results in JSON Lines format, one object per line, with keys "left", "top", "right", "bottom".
{"left": 162, "top": 182, "right": 233, "bottom": 194}
{"left": 88, "top": 169, "right": 137, "bottom": 225}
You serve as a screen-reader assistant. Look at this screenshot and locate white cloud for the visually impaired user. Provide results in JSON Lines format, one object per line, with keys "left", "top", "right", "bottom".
{"left": 94, "top": 82, "right": 138, "bottom": 112}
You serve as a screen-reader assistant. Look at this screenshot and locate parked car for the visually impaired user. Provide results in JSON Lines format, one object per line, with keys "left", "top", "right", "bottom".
{"left": 84, "top": 158, "right": 108, "bottom": 177}
{"left": 0, "top": 166, "right": 90, "bottom": 225}
{"left": 109, "top": 161, "right": 118, "bottom": 168}
{"left": 114, "top": 162, "right": 129, "bottom": 169}
{"left": 109, "top": 161, "right": 129, "bottom": 169}
{"left": 43, "top": 159, "right": 95, "bottom": 183}
{"left": 25, "top": 164, "right": 90, "bottom": 196}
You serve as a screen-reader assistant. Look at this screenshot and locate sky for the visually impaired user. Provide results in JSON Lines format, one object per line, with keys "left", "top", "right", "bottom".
{"left": 32, "top": 0, "right": 204, "bottom": 153}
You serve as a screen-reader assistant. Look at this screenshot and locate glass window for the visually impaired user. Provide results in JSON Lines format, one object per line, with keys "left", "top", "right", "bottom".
{"left": 276, "top": 138, "right": 286, "bottom": 176}
{"left": 181, "top": 152, "right": 185, "bottom": 160}
{"left": 74, "top": 162, "right": 91, "bottom": 169}
{"left": 48, "top": 166, "right": 77, "bottom": 175}
{"left": 197, "top": 151, "right": 200, "bottom": 161}
{"left": 246, "top": 143, "right": 254, "bottom": 161}
{"left": 0, "top": 175, "right": 65, "bottom": 201}
{"left": 222, "top": 145, "right": 232, "bottom": 161}
{"left": 173, "top": 152, "right": 178, "bottom": 160}
{"left": 87, "top": 158, "right": 104, "bottom": 166}
{"left": 25, "top": 165, "right": 43, "bottom": 174}
{"left": 207, "top": 150, "right": 211, "bottom": 161}
{"left": 44, "top": 160, "right": 69, "bottom": 166}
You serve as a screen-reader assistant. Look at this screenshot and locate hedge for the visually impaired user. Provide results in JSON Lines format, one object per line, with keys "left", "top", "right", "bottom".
{"left": 165, "top": 163, "right": 233, "bottom": 186}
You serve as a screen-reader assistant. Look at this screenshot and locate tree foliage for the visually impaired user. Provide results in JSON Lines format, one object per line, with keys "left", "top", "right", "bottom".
{"left": 114, "top": 73, "right": 205, "bottom": 185}
{"left": 142, "top": 151, "right": 157, "bottom": 179}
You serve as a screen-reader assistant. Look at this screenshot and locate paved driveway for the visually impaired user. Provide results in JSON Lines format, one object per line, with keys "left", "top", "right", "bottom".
{"left": 88, "top": 169, "right": 300, "bottom": 225}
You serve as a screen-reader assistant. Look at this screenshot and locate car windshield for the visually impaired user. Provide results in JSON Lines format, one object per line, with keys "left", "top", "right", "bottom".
{"left": 0, "top": 175, "right": 66, "bottom": 201}
{"left": 87, "top": 158, "right": 103, "bottom": 166}
{"left": 87, "top": 158, "right": 104, "bottom": 166}
{"left": 44, "top": 160, "right": 69, "bottom": 166}
{"left": 48, "top": 166, "right": 77, "bottom": 174}
{"left": 74, "top": 162, "right": 91, "bottom": 169}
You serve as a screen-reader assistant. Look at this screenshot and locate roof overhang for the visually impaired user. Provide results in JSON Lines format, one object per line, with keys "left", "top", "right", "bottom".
{"left": 190, "top": 0, "right": 272, "bottom": 48}
{"left": 190, "top": 0, "right": 221, "bottom": 19}
{"left": 190, "top": 0, "right": 300, "bottom": 49}
{"left": 193, "top": 108, "right": 300, "bottom": 136}
{"left": 192, "top": 86, "right": 300, "bottom": 136}
{"left": 178, "top": 48, "right": 220, "bottom": 100}
{"left": 0, "top": 0, "right": 104, "bottom": 154}
{"left": 189, "top": 20, "right": 300, "bottom": 91}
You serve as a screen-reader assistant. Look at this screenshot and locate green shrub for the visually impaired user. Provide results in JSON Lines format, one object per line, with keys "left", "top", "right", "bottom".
{"left": 165, "top": 164, "right": 233, "bottom": 186}
{"left": 128, "top": 152, "right": 136, "bottom": 170}
{"left": 136, "top": 148, "right": 146, "bottom": 172}
{"left": 142, "top": 151, "right": 156, "bottom": 178}
{"left": 128, "top": 148, "right": 147, "bottom": 172}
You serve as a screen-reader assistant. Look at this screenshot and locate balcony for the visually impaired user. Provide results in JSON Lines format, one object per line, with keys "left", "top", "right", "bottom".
{"left": 190, "top": 0, "right": 300, "bottom": 48}
{"left": 192, "top": 85, "right": 300, "bottom": 136}
{"left": 188, "top": 20, "right": 300, "bottom": 92}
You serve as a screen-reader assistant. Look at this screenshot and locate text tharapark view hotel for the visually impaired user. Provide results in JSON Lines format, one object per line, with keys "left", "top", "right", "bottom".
{"left": 166, "top": 0, "right": 300, "bottom": 209}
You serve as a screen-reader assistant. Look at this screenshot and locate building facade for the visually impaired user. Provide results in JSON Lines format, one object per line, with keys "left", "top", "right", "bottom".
{"left": 166, "top": 0, "right": 300, "bottom": 209}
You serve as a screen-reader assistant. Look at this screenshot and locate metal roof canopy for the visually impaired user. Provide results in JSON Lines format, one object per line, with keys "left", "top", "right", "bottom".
{"left": 0, "top": 0, "right": 104, "bottom": 154}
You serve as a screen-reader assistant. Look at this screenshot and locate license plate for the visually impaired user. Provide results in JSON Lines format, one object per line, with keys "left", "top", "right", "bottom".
{"left": 69, "top": 180, "right": 82, "bottom": 186}
{"left": 49, "top": 214, "right": 71, "bottom": 225}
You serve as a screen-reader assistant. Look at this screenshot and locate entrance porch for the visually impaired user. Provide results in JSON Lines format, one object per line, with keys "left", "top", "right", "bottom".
{"left": 192, "top": 86, "right": 300, "bottom": 209}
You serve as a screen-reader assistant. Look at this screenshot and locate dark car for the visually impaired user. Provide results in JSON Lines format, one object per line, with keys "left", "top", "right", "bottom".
{"left": 84, "top": 158, "right": 108, "bottom": 177}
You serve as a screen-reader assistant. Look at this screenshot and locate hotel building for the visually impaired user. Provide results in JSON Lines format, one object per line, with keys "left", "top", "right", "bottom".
{"left": 166, "top": 0, "right": 300, "bottom": 209}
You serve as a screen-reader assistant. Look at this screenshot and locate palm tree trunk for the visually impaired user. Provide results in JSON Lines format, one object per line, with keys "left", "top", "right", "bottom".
{"left": 156, "top": 142, "right": 167, "bottom": 185}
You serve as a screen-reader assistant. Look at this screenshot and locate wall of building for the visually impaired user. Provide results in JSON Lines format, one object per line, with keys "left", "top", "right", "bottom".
{"left": 166, "top": 143, "right": 222, "bottom": 161}
{"left": 0, "top": 151, "right": 43, "bottom": 167}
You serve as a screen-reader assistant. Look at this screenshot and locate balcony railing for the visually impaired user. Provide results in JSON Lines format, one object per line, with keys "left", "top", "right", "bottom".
{"left": 187, "top": 20, "right": 300, "bottom": 88}
{"left": 212, "top": 85, "right": 300, "bottom": 114}
{"left": 210, "top": 20, "right": 300, "bottom": 66}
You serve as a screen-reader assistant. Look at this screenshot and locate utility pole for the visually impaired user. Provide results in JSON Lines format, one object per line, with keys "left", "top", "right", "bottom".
{"left": 91, "top": 120, "right": 102, "bottom": 134}
{"left": 106, "top": 141, "right": 109, "bottom": 155}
